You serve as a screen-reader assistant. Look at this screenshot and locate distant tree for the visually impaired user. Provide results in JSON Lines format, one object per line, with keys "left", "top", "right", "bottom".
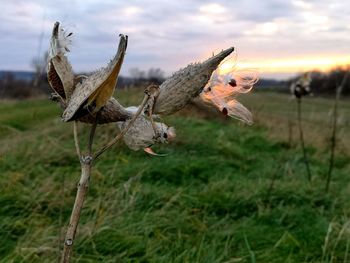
{"left": 31, "top": 51, "right": 49, "bottom": 87}
{"left": 129, "top": 67, "right": 146, "bottom": 80}
{"left": 128, "top": 67, "right": 146, "bottom": 87}
{"left": 147, "top": 68, "right": 165, "bottom": 84}
{"left": 0, "top": 72, "right": 34, "bottom": 99}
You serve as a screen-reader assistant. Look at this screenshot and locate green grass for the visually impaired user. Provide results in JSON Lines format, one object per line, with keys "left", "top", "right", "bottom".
{"left": 0, "top": 90, "right": 350, "bottom": 262}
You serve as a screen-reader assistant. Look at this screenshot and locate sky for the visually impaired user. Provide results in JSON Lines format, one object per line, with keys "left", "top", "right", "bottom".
{"left": 0, "top": 0, "right": 349, "bottom": 79}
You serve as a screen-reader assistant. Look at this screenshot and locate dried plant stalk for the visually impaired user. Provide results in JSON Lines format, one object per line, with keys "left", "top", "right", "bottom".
{"left": 73, "top": 121, "right": 81, "bottom": 158}
{"left": 297, "top": 98, "right": 312, "bottom": 181}
{"left": 325, "top": 72, "right": 349, "bottom": 193}
{"left": 60, "top": 157, "right": 92, "bottom": 263}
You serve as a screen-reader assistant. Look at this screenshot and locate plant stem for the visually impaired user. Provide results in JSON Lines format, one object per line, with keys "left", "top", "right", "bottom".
{"left": 325, "top": 72, "right": 349, "bottom": 193}
{"left": 60, "top": 85, "right": 157, "bottom": 262}
{"left": 57, "top": 167, "right": 65, "bottom": 262}
{"left": 287, "top": 119, "right": 293, "bottom": 148}
{"left": 326, "top": 100, "right": 338, "bottom": 193}
{"left": 266, "top": 167, "right": 279, "bottom": 199}
{"left": 297, "top": 98, "right": 312, "bottom": 181}
{"left": 61, "top": 120, "right": 97, "bottom": 263}
{"left": 60, "top": 157, "right": 92, "bottom": 263}
{"left": 73, "top": 121, "right": 81, "bottom": 158}
{"left": 88, "top": 117, "right": 98, "bottom": 155}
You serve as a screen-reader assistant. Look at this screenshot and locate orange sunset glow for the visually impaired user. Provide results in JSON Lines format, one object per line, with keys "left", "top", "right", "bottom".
{"left": 213, "top": 55, "right": 350, "bottom": 79}
{"left": 213, "top": 53, "right": 350, "bottom": 79}
{"left": 238, "top": 55, "right": 350, "bottom": 73}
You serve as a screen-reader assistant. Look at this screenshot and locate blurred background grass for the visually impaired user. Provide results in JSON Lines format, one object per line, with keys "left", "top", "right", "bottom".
{"left": 0, "top": 89, "right": 350, "bottom": 262}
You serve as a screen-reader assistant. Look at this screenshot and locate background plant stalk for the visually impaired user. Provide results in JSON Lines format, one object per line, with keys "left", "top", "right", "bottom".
{"left": 60, "top": 93, "right": 150, "bottom": 263}
{"left": 297, "top": 98, "right": 312, "bottom": 181}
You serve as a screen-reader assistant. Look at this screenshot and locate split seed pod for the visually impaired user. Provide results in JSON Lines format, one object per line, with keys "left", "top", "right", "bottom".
{"left": 153, "top": 47, "right": 235, "bottom": 115}
{"left": 47, "top": 22, "right": 75, "bottom": 100}
{"left": 62, "top": 34, "right": 128, "bottom": 122}
{"left": 47, "top": 22, "right": 132, "bottom": 124}
{"left": 117, "top": 110, "right": 176, "bottom": 151}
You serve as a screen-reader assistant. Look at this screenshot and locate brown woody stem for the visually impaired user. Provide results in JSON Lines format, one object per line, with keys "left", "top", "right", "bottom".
{"left": 60, "top": 156, "right": 92, "bottom": 263}
{"left": 297, "top": 98, "right": 312, "bottom": 181}
{"left": 61, "top": 119, "right": 97, "bottom": 262}
{"left": 73, "top": 121, "right": 81, "bottom": 158}
{"left": 88, "top": 114, "right": 99, "bottom": 155}
{"left": 60, "top": 86, "right": 156, "bottom": 262}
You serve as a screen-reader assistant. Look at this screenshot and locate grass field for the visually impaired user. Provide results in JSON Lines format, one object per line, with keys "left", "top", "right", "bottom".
{"left": 1, "top": 90, "right": 350, "bottom": 262}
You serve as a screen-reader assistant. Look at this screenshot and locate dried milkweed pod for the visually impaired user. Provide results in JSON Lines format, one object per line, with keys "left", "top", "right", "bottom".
{"left": 153, "top": 47, "right": 235, "bottom": 115}
{"left": 62, "top": 34, "right": 128, "bottom": 122}
{"left": 47, "top": 22, "right": 75, "bottom": 100}
{"left": 117, "top": 107, "right": 176, "bottom": 151}
{"left": 47, "top": 22, "right": 130, "bottom": 124}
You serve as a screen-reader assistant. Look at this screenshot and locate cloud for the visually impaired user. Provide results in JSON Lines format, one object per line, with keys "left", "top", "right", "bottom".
{"left": 0, "top": 0, "right": 349, "bottom": 78}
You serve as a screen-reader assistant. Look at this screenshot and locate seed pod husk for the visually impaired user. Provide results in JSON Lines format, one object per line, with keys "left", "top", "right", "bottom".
{"left": 47, "top": 22, "right": 75, "bottom": 100}
{"left": 62, "top": 34, "right": 128, "bottom": 122}
{"left": 153, "top": 47, "right": 234, "bottom": 115}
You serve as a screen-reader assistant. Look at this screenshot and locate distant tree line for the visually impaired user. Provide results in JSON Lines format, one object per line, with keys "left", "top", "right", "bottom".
{"left": 128, "top": 67, "right": 165, "bottom": 85}
{"left": 0, "top": 66, "right": 165, "bottom": 99}
{"left": 255, "top": 78, "right": 287, "bottom": 90}
{"left": 288, "top": 66, "right": 350, "bottom": 96}
{"left": 1, "top": 63, "right": 349, "bottom": 99}
{"left": 0, "top": 72, "right": 49, "bottom": 99}
{"left": 309, "top": 67, "right": 350, "bottom": 95}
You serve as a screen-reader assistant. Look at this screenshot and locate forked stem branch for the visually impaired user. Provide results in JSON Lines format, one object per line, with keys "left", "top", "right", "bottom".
{"left": 61, "top": 86, "right": 156, "bottom": 262}
{"left": 60, "top": 156, "right": 92, "bottom": 263}
{"left": 61, "top": 120, "right": 96, "bottom": 263}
